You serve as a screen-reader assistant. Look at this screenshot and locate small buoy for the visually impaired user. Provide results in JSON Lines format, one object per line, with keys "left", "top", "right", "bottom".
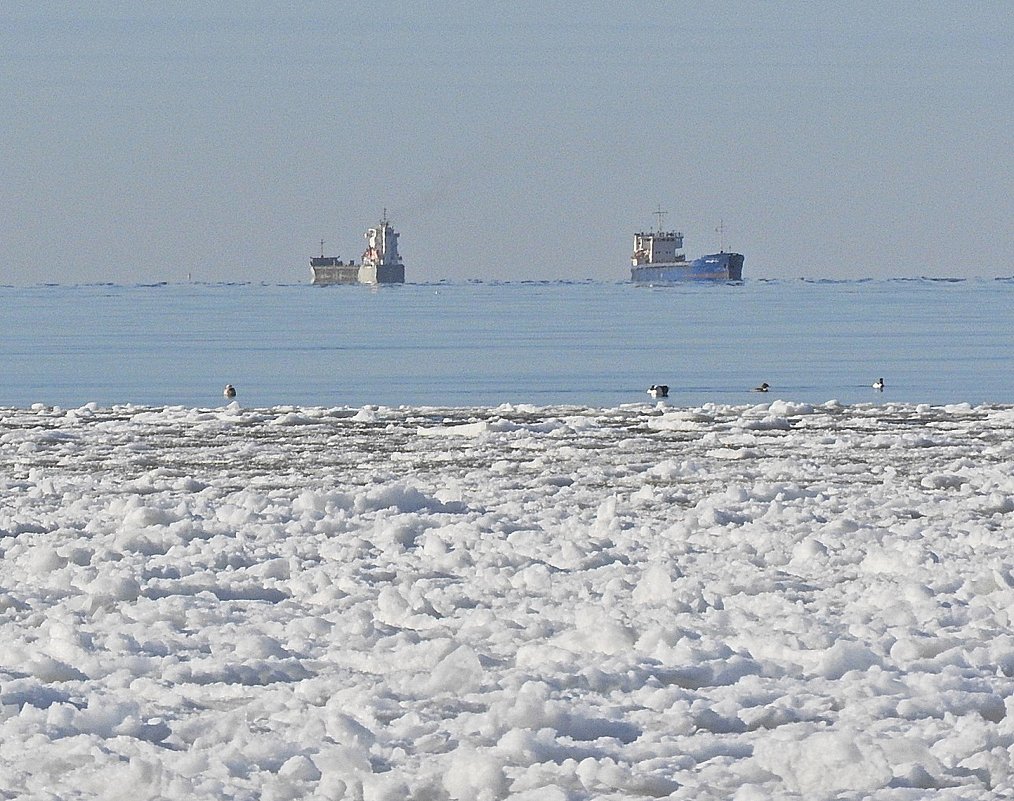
{"left": 647, "top": 384, "right": 669, "bottom": 398}
{"left": 873, "top": 378, "right": 884, "bottom": 390}
{"left": 753, "top": 382, "right": 769, "bottom": 392}
{"left": 224, "top": 384, "right": 237, "bottom": 399}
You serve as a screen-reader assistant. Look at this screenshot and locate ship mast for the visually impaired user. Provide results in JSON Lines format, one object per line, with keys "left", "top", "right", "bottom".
{"left": 653, "top": 205, "right": 668, "bottom": 232}
{"left": 715, "top": 219, "right": 725, "bottom": 253}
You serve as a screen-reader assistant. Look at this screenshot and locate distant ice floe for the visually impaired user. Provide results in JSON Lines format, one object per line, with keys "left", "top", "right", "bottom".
{"left": 1, "top": 400, "right": 1014, "bottom": 799}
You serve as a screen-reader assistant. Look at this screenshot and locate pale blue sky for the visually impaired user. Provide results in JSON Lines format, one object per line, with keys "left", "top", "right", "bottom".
{"left": 3, "top": 2, "right": 1011, "bottom": 283}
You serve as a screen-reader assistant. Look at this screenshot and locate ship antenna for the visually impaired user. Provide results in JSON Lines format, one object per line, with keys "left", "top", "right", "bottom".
{"left": 320, "top": 239, "right": 325, "bottom": 258}
{"left": 715, "top": 219, "right": 725, "bottom": 252}
{"left": 653, "top": 205, "right": 667, "bottom": 232}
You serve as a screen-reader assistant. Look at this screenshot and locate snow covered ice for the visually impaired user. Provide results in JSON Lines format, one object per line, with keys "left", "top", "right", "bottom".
{"left": 2, "top": 398, "right": 1014, "bottom": 800}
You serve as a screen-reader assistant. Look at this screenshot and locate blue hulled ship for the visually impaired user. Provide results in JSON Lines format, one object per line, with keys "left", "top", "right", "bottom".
{"left": 630, "top": 212, "right": 743, "bottom": 283}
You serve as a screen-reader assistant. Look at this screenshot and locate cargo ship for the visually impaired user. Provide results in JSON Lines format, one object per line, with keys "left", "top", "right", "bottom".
{"left": 311, "top": 213, "right": 406, "bottom": 285}
{"left": 631, "top": 212, "right": 743, "bottom": 283}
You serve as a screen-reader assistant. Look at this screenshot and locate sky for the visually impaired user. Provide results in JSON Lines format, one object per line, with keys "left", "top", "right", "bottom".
{"left": 2, "top": 2, "right": 1011, "bottom": 284}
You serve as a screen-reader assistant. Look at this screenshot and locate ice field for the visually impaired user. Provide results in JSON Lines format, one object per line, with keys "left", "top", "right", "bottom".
{"left": 2, "top": 399, "right": 1014, "bottom": 799}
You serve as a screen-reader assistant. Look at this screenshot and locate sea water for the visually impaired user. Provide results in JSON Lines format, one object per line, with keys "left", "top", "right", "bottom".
{"left": 1, "top": 279, "right": 1012, "bottom": 409}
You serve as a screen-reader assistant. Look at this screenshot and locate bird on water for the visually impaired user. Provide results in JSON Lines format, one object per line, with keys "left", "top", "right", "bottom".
{"left": 753, "top": 382, "right": 770, "bottom": 392}
{"left": 873, "top": 378, "right": 885, "bottom": 390}
{"left": 224, "top": 384, "right": 237, "bottom": 399}
{"left": 647, "top": 384, "right": 669, "bottom": 399}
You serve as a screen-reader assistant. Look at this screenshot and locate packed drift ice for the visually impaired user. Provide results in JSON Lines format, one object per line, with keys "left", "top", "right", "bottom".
{"left": 2, "top": 399, "right": 1014, "bottom": 799}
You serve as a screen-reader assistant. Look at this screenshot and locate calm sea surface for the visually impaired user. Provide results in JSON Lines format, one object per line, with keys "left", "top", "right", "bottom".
{"left": 2, "top": 280, "right": 1012, "bottom": 409}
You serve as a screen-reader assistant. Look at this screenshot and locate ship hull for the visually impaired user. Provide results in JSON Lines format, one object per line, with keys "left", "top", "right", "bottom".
{"left": 358, "top": 264, "right": 405, "bottom": 285}
{"left": 631, "top": 252, "right": 744, "bottom": 283}
{"left": 311, "top": 263, "right": 405, "bottom": 286}
{"left": 310, "top": 264, "right": 359, "bottom": 285}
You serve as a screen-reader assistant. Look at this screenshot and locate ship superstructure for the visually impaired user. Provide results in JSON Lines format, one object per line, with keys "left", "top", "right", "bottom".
{"left": 632, "top": 229, "right": 686, "bottom": 267}
{"left": 311, "top": 212, "right": 406, "bottom": 285}
{"left": 359, "top": 214, "right": 405, "bottom": 284}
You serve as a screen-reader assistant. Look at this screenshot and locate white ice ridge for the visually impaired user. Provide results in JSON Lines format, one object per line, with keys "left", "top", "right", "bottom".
{"left": 2, "top": 400, "right": 1014, "bottom": 799}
